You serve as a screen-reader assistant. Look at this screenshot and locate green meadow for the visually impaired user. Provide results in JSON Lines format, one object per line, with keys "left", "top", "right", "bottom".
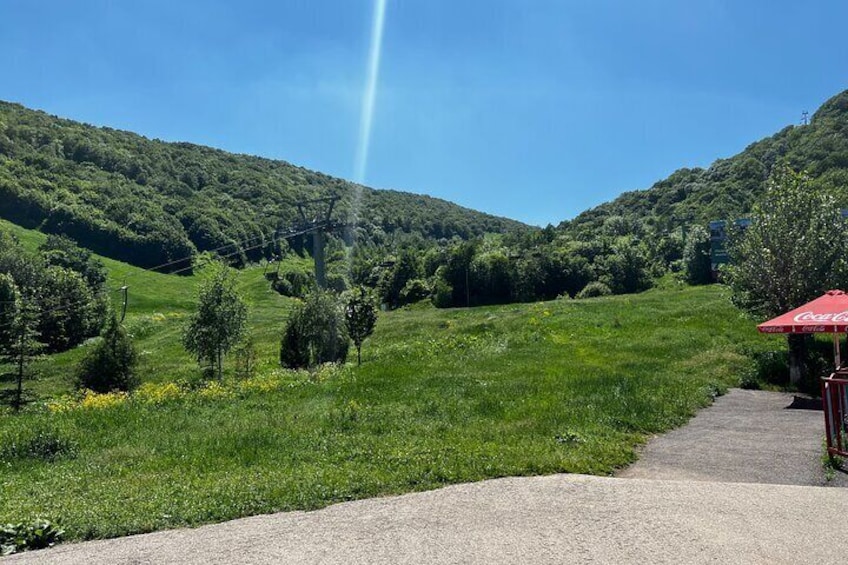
{"left": 0, "top": 219, "right": 779, "bottom": 541}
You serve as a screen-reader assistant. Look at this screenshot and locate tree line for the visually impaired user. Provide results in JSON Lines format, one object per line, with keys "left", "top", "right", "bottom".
{"left": 0, "top": 100, "right": 524, "bottom": 272}
{"left": 0, "top": 231, "right": 110, "bottom": 407}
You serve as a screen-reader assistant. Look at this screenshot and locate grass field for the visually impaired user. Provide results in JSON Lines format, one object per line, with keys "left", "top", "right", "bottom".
{"left": 0, "top": 218, "right": 782, "bottom": 541}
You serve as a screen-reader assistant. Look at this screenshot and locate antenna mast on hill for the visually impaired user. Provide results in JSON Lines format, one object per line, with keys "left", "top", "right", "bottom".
{"left": 802, "top": 111, "right": 809, "bottom": 126}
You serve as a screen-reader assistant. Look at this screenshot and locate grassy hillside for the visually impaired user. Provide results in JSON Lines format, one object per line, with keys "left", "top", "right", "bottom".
{"left": 564, "top": 89, "right": 848, "bottom": 238}
{"left": 0, "top": 220, "right": 781, "bottom": 541}
{"left": 0, "top": 217, "right": 298, "bottom": 400}
{"left": 0, "top": 101, "right": 526, "bottom": 270}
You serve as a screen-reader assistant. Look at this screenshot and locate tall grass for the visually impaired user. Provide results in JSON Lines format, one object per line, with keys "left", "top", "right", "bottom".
{"left": 0, "top": 238, "right": 779, "bottom": 540}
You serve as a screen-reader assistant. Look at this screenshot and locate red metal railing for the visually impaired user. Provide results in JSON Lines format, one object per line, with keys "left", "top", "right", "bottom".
{"left": 822, "top": 371, "right": 848, "bottom": 457}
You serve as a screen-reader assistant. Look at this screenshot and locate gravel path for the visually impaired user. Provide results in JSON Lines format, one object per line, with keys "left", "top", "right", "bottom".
{"left": 619, "top": 388, "right": 848, "bottom": 486}
{"left": 5, "top": 474, "right": 848, "bottom": 565}
{"left": 6, "top": 388, "right": 848, "bottom": 564}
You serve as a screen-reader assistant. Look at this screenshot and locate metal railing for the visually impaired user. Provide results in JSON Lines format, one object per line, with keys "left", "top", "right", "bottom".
{"left": 822, "top": 370, "right": 848, "bottom": 457}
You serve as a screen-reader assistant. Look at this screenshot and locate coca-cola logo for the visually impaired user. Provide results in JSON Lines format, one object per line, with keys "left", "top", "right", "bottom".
{"left": 801, "top": 325, "right": 827, "bottom": 332}
{"left": 792, "top": 311, "right": 848, "bottom": 323}
{"left": 760, "top": 327, "right": 786, "bottom": 333}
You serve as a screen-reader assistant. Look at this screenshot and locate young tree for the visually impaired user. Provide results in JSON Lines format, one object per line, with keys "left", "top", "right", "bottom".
{"left": 182, "top": 263, "right": 248, "bottom": 379}
{"left": 0, "top": 273, "right": 18, "bottom": 352}
{"left": 682, "top": 225, "right": 713, "bottom": 285}
{"left": 345, "top": 287, "right": 378, "bottom": 365}
{"left": 1, "top": 293, "right": 42, "bottom": 411}
{"left": 725, "top": 166, "right": 848, "bottom": 384}
{"left": 280, "top": 289, "right": 349, "bottom": 369}
{"left": 75, "top": 313, "right": 139, "bottom": 392}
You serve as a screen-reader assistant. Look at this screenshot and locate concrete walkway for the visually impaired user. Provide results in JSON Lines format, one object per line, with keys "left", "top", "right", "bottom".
{"left": 5, "top": 474, "right": 848, "bottom": 565}
{"left": 6, "top": 389, "right": 848, "bottom": 564}
{"left": 619, "top": 388, "right": 847, "bottom": 486}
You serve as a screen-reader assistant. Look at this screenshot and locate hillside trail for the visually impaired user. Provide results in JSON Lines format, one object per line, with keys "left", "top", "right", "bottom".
{"left": 5, "top": 389, "right": 848, "bottom": 564}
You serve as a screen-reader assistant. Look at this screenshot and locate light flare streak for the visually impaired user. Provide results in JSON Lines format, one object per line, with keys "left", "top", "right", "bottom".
{"left": 353, "top": 0, "right": 387, "bottom": 185}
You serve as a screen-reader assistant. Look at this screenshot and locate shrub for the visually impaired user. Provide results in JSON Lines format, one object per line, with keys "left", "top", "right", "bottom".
{"left": 75, "top": 314, "right": 139, "bottom": 393}
{"left": 271, "top": 276, "right": 294, "bottom": 297}
{"left": 431, "top": 275, "right": 453, "bottom": 308}
{"left": 400, "top": 278, "right": 430, "bottom": 304}
{"left": 280, "top": 290, "right": 349, "bottom": 369}
{"left": 326, "top": 273, "right": 349, "bottom": 294}
{"left": 0, "top": 519, "right": 64, "bottom": 555}
{"left": 576, "top": 281, "right": 612, "bottom": 299}
{"left": 683, "top": 225, "right": 712, "bottom": 285}
{"left": 272, "top": 269, "right": 314, "bottom": 298}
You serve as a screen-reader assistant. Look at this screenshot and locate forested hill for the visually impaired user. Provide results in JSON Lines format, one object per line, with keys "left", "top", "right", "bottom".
{"left": 0, "top": 101, "right": 525, "bottom": 270}
{"left": 563, "top": 89, "right": 848, "bottom": 238}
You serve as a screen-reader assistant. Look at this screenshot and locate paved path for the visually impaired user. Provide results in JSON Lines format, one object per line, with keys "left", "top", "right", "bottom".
{"left": 5, "top": 474, "right": 848, "bottom": 565}
{"left": 619, "top": 388, "right": 847, "bottom": 486}
{"left": 6, "top": 389, "right": 848, "bottom": 564}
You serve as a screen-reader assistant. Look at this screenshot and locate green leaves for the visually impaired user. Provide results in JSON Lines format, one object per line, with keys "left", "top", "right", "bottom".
{"left": 182, "top": 262, "right": 248, "bottom": 379}
{"left": 725, "top": 165, "right": 848, "bottom": 318}
{"left": 345, "top": 287, "right": 378, "bottom": 365}
{"left": 0, "top": 519, "right": 64, "bottom": 555}
{"left": 280, "top": 289, "right": 349, "bottom": 369}
{"left": 75, "top": 313, "right": 139, "bottom": 393}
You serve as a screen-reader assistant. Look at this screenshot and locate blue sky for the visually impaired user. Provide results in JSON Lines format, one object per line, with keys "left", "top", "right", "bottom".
{"left": 2, "top": 1, "right": 847, "bottom": 226}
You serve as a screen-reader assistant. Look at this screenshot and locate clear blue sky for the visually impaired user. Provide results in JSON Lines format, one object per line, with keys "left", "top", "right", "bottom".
{"left": 3, "top": 1, "right": 847, "bottom": 226}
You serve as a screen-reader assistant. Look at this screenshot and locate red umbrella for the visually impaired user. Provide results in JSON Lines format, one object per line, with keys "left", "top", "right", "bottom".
{"left": 757, "top": 290, "right": 848, "bottom": 334}
{"left": 760, "top": 291, "right": 848, "bottom": 457}
{"left": 758, "top": 289, "right": 848, "bottom": 371}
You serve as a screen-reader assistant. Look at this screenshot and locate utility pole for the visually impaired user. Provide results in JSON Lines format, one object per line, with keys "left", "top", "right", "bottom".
{"left": 313, "top": 230, "right": 326, "bottom": 288}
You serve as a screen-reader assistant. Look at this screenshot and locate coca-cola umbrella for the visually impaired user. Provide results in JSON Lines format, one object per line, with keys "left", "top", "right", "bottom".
{"left": 757, "top": 289, "right": 848, "bottom": 367}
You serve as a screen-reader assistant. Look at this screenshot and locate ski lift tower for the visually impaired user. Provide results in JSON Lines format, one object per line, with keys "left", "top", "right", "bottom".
{"left": 289, "top": 196, "right": 345, "bottom": 288}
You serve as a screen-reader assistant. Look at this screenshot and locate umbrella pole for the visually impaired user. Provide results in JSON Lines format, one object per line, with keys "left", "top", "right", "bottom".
{"left": 834, "top": 333, "right": 842, "bottom": 370}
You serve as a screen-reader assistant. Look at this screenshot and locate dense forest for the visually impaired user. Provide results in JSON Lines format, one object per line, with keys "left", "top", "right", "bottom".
{"left": 2, "top": 90, "right": 848, "bottom": 309}
{"left": 0, "top": 101, "right": 525, "bottom": 271}
{"left": 346, "top": 90, "right": 848, "bottom": 308}
{"left": 562, "top": 90, "right": 848, "bottom": 238}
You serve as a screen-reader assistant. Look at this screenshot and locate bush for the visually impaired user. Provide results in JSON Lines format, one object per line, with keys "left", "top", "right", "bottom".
{"left": 0, "top": 519, "right": 64, "bottom": 555}
{"left": 683, "top": 225, "right": 712, "bottom": 285}
{"left": 400, "top": 278, "right": 430, "bottom": 304}
{"left": 271, "top": 269, "right": 315, "bottom": 298}
{"left": 576, "top": 281, "right": 612, "bottom": 299}
{"left": 750, "top": 350, "right": 790, "bottom": 385}
{"left": 271, "top": 276, "right": 294, "bottom": 297}
{"left": 326, "top": 272, "right": 349, "bottom": 294}
{"left": 76, "top": 314, "right": 139, "bottom": 392}
{"left": 280, "top": 290, "right": 349, "bottom": 369}
{"left": 431, "top": 273, "right": 453, "bottom": 308}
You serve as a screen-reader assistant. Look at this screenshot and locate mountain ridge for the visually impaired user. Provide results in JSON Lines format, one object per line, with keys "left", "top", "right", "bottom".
{"left": 0, "top": 100, "right": 526, "bottom": 270}
{"left": 562, "top": 89, "right": 848, "bottom": 239}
